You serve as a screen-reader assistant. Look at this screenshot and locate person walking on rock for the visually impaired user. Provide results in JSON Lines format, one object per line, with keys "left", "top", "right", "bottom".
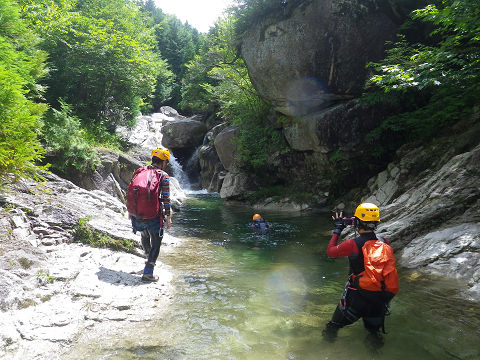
{"left": 126, "top": 148, "right": 172, "bottom": 282}
{"left": 323, "top": 203, "right": 398, "bottom": 344}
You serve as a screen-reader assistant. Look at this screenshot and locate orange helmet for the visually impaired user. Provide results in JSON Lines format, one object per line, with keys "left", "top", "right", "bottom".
{"left": 151, "top": 148, "right": 170, "bottom": 161}
{"left": 253, "top": 214, "right": 262, "bottom": 221}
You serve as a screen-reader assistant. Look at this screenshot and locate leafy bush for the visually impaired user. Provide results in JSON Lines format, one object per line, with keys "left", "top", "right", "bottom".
{"left": 364, "top": 0, "right": 480, "bottom": 155}
{"left": 21, "top": 0, "right": 165, "bottom": 133}
{"left": 0, "top": 0, "right": 48, "bottom": 182}
{"left": 42, "top": 101, "right": 99, "bottom": 173}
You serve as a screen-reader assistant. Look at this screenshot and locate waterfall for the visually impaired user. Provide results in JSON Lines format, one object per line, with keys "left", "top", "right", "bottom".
{"left": 122, "top": 111, "right": 206, "bottom": 194}
{"left": 169, "top": 153, "right": 192, "bottom": 191}
{"left": 169, "top": 151, "right": 207, "bottom": 195}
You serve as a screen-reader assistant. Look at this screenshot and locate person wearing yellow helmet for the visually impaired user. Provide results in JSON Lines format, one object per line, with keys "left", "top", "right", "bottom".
{"left": 151, "top": 148, "right": 171, "bottom": 161}
{"left": 322, "top": 202, "right": 398, "bottom": 345}
{"left": 126, "top": 147, "right": 172, "bottom": 282}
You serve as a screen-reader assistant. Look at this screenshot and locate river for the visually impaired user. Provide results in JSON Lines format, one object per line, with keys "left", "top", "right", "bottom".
{"left": 65, "top": 193, "right": 479, "bottom": 360}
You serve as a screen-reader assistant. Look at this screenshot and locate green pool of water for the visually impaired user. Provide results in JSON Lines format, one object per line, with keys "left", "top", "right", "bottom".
{"left": 67, "top": 193, "right": 480, "bottom": 359}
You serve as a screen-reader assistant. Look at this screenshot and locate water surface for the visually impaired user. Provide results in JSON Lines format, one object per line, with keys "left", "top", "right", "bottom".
{"left": 67, "top": 194, "right": 480, "bottom": 359}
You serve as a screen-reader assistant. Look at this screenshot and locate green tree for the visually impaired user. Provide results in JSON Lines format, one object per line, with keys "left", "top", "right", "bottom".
{"left": 20, "top": 0, "right": 167, "bottom": 133}
{"left": 0, "top": 0, "right": 48, "bottom": 181}
{"left": 42, "top": 100, "right": 98, "bottom": 173}
{"left": 137, "top": 1, "right": 206, "bottom": 110}
{"left": 365, "top": 0, "right": 480, "bottom": 150}
{"left": 180, "top": 18, "right": 287, "bottom": 170}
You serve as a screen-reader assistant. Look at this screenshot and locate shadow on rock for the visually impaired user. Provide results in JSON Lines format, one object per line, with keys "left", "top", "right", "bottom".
{"left": 106, "top": 344, "right": 186, "bottom": 358}
{"left": 96, "top": 266, "right": 142, "bottom": 286}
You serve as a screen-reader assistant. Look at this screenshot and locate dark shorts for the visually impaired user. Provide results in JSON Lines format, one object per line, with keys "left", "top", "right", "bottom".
{"left": 130, "top": 216, "right": 162, "bottom": 234}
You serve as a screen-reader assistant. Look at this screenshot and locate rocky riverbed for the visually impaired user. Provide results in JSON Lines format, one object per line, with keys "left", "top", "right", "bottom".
{"left": 0, "top": 174, "right": 180, "bottom": 359}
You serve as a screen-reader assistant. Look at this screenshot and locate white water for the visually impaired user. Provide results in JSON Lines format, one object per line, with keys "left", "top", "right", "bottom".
{"left": 125, "top": 111, "right": 211, "bottom": 194}
{"left": 169, "top": 153, "right": 192, "bottom": 191}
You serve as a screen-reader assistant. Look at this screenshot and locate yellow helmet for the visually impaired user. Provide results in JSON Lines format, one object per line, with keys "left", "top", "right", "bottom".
{"left": 354, "top": 203, "right": 380, "bottom": 222}
{"left": 253, "top": 214, "right": 262, "bottom": 221}
{"left": 151, "top": 148, "right": 170, "bottom": 161}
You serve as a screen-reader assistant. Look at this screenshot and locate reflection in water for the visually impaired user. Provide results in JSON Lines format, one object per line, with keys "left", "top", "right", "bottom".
{"left": 65, "top": 194, "right": 480, "bottom": 360}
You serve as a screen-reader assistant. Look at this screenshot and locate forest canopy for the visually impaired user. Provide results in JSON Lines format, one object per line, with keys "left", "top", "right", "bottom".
{"left": 0, "top": 0, "right": 478, "bottom": 186}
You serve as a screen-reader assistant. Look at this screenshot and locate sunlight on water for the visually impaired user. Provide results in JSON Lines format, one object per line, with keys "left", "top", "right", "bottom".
{"left": 64, "top": 194, "right": 480, "bottom": 360}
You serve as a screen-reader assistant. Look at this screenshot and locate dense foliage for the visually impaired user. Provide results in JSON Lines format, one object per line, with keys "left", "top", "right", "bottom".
{"left": 42, "top": 101, "right": 99, "bottom": 173}
{"left": 20, "top": 0, "right": 165, "bottom": 133}
{"left": 180, "top": 17, "right": 288, "bottom": 170}
{"left": 0, "top": 0, "right": 48, "bottom": 181}
{"left": 364, "top": 0, "right": 480, "bottom": 155}
{"left": 2, "top": 0, "right": 478, "bottom": 190}
{"left": 0, "top": 0, "right": 205, "bottom": 180}
{"left": 138, "top": 0, "right": 205, "bottom": 111}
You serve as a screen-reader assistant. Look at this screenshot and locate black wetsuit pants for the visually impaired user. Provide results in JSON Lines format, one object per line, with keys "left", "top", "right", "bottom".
{"left": 325, "top": 287, "right": 386, "bottom": 335}
{"left": 141, "top": 228, "right": 164, "bottom": 270}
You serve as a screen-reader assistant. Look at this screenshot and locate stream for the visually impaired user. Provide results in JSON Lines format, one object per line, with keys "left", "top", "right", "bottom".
{"left": 64, "top": 193, "right": 480, "bottom": 360}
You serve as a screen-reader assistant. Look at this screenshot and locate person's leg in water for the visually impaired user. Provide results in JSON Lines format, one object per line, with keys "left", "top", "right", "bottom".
{"left": 323, "top": 289, "right": 361, "bottom": 342}
{"left": 363, "top": 303, "right": 386, "bottom": 351}
{"left": 142, "top": 228, "right": 164, "bottom": 282}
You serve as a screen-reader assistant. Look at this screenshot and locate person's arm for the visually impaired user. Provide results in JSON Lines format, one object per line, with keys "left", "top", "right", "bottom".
{"left": 326, "top": 234, "right": 358, "bottom": 257}
{"left": 326, "top": 212, "right": 358, "bottom": 257}
{"left": 160, "top": 173, "right": 171, "bottom": 229}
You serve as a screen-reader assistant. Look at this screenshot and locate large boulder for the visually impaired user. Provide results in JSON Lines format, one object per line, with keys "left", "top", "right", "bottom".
{"left": 214, "top": 126, "right": 241, "bottom": 172}
{"left": 198, "top": 145, "right": 226, "bottom": 193}
{"left": 219, "top": 172, "right": 250, "bottom": 199}
{"left": 240, "top": 0, "right": 400, "bottom": 117}
{"left": 161, "top": 119, "right": 207, "bottom": 150}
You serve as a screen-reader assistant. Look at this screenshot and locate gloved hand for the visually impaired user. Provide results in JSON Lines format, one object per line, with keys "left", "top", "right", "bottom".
{"left": 332, "top": 212, "right": 345, "bottom": 235}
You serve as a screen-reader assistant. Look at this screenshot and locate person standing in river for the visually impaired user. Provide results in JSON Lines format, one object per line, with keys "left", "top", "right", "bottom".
{"left": 126, "top": 148, "right": 172, "bottom": 282}
{"left": 322, "top": 203, "right": 398, "bottom": 344}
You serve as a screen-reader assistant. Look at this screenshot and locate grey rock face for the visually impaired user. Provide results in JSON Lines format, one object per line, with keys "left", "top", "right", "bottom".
{"left": 214, "top": 126, "right": 241, "bottom": 172}
{"left": 399, "top": 224, "right": 480, "bottom": 298}
{"left": 356, "top": 117, "right": 480, "bottom": 299}
{"left": 161, "top": 119, "right": 208, "bottom": 150}
{"left": 241, "top": 0, "right": 398, "bottom": 116}
{"left": 198, "top": 144, "right": 226, "bottom": 193}
{"left": 219, "top": 172, "right": 250, "bottom": 199}
{"left": 283, "top": 100, "right": 382, "bottom": 153}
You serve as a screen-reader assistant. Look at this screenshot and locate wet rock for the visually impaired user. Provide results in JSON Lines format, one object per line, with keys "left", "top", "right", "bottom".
{"left": 219, "top": 172, "right": 250, "bottom": 199}
{"left": 198, "top": 144, "right": 225, "bottom": 193}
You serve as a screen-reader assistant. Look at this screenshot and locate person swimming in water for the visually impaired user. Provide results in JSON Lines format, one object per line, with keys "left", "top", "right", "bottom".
{"left": 250, "top": 213, "right": 270, "bottom": 235}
